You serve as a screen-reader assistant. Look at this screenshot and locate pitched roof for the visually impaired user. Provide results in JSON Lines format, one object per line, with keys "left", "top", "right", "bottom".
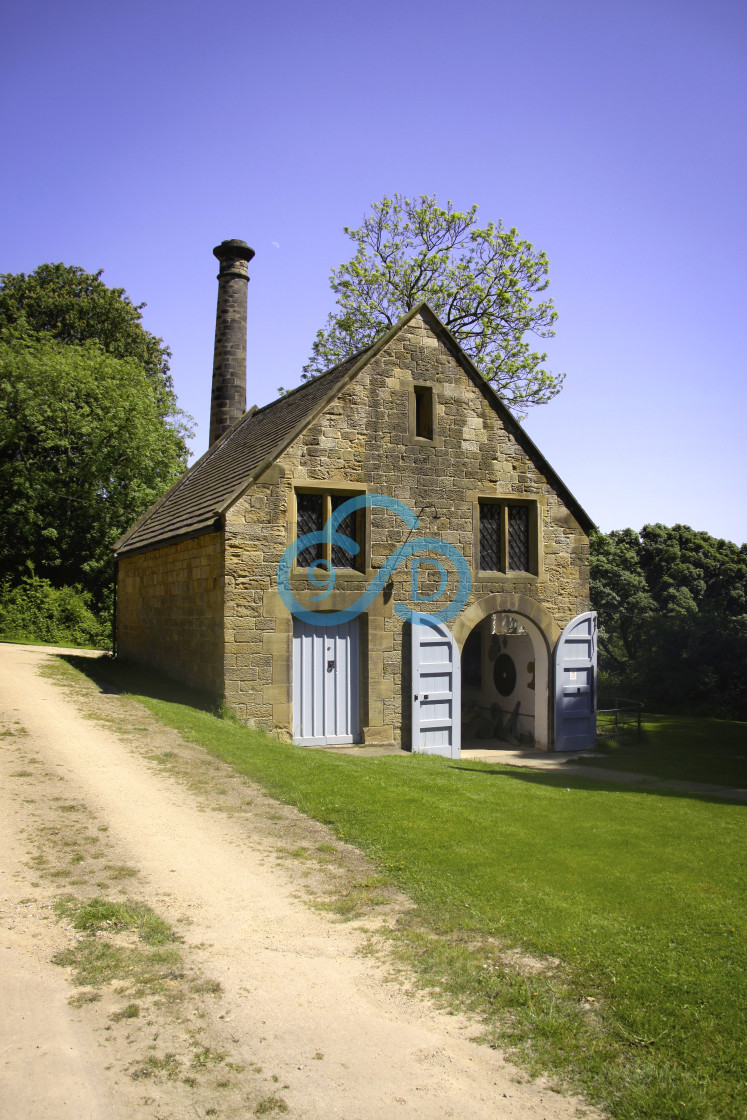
{"left": 114, "top": 348, "right": 371, "bottom": 554}
{"left": 115, "top": 304, "right": 594, "bottom": 555}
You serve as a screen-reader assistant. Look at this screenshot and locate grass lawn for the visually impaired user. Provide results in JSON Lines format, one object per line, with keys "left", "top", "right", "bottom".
{"left": 583, "top": 715, "right": 747, "bottom": 787}
{"left": 65, "top": 656, "right": 746, "bottom": 1120}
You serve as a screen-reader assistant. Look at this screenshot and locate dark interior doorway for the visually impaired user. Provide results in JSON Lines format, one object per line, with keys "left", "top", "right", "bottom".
{"left": 461, "top": 613, "right": 536, "bottom": 748}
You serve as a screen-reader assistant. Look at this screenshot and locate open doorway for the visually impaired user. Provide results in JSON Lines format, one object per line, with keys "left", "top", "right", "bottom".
{"left": 461, "top": 613, "right": 543, "bottom": 749}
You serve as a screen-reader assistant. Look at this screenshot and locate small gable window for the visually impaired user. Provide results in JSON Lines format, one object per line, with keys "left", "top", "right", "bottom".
{"left": 478, "top": 500, "right": 536, "bottom": 574}
{"left": 295, "top": 491, "right": 365, "bottom": 571}
{"left": 412, "top": 385, "right": 434, "bottom": 440}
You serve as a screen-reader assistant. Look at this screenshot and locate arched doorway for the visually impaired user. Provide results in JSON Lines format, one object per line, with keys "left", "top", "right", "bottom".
{"left": 454, "top": 595, "right": 559, "bottom": 751}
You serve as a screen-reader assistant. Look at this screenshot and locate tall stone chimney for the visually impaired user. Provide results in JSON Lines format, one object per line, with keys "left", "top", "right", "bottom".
{"left": 209, "top": 238, "right": 255, "bottom": 446}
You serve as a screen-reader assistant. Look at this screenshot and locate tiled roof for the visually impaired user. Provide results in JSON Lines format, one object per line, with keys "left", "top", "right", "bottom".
{"left": 115, "top": 349, "right": 368, "bottom": 555}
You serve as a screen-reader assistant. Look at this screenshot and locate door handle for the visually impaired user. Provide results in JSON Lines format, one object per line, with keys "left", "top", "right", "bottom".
{"left": 327, "top": 659, "right": 335, "bottom": 672}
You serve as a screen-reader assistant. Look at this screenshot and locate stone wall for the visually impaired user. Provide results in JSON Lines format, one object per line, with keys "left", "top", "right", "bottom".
{"left": 223, "top": 311, "right": 590, "bottom": 742}
{"left": 117, "top": 532, "right": 224, "bottom": 696}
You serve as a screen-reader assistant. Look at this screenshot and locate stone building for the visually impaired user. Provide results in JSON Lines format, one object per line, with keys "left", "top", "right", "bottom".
{"left": 115, "top": 240, "right": 596, "bottom": 755}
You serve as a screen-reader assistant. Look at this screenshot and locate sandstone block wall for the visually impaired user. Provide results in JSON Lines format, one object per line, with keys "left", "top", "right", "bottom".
{"left": 223, "top": 311, "right": 590, "bottom": 741}
{"left": 117, "top": 532, "right": 224, "bottom": 696}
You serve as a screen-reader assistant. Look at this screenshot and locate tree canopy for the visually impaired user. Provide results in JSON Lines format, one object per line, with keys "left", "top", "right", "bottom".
{"left": 0, "top": 334, "right": 190, "bottom": 607}
{"left": 591, "top": 524, "right": 747, "bottom": 717}
{"left": 0, "top": 263, "right": 173, "bottom": 405}
{"left": 304, "top": 194, "right": 564, "bottom": 415}
{"left": 0, "top": 263, "right": 191, "bottom": 609}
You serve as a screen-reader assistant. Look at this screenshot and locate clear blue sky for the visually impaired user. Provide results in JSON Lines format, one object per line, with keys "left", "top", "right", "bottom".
{"left": 3, "top": 0, "right": 745, "bottom": 544}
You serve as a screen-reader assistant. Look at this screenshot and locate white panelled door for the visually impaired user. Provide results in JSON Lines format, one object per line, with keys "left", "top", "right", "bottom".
{"left": 411, "top": 613, "right": 461, "bottom": 758}
{"left": 553, "top": 611, "right": 598, "bottom": 751}
{"left": 293, "top": 618, "right": 360, "bottom": 745}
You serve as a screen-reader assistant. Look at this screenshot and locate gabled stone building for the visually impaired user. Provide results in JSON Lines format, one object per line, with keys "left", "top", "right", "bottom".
{"left": 115, "top": 240, "right": 596, "bottom": 755}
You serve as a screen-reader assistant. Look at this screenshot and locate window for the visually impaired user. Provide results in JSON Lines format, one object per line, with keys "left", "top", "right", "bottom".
{"left": 330, "top": 494, "right": 360, "bottom": 568}
{"left": 295, "top": 491, "right": 365, "bottom": 571}
{"left": 413, "top": 385, "right": 434, "bottom": 439}
{"left": 296, "top": 493, "right": 323, "bottom": 567}
{"left": 479, "top": 502, "right": 502, "bottom": 571}
{"left": 507, "top": 505, "right": 530, "bottom": 571}
{"left": 478, "top": 500, "right": 535, "bottom": 573}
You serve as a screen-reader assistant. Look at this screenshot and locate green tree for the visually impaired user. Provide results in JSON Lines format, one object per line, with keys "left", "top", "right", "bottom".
{"left": 304, "top": 194, "right": 564, "bottom": 415}
{"left": 589, "top": 528, "right": 655, "bottom": 674}
{"left": 637, "top": 523, "right": 747, "bottom": 619}
{"left": 590, "top": 524, "right": 747, "bottom": 716}
{"left": 0, "top": 263, "right": 173, "bottom": 405}
{"left": 0, "top": 334, "right": 190, "bottom": 606}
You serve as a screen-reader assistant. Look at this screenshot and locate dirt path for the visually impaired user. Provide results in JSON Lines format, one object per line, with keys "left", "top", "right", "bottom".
{"left": 0, "top": 643, "right": 596, "bottom": 1120}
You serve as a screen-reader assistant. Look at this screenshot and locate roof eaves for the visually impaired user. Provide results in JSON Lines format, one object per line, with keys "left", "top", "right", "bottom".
{"left": 113, "top": 469, "right": 193, "bottom": 553}
{"left": 113, "top": 405, "right": 259, "bottom": 552}
{"left": 115, "top": 519, "right": 221, "bottom": 558}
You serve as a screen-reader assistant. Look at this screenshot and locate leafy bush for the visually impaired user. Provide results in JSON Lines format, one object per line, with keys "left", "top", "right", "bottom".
{"left": 0, "top": 573, "right": 110, "bottom": 648}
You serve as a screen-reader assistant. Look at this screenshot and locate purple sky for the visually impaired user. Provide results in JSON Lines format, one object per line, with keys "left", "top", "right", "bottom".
{"left": 3, "top": 0, "right": 745, "bottom": 544}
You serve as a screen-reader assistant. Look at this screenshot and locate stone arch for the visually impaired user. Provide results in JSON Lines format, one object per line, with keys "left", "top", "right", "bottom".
{"left": 453, "top": 593, "right": 560, "bottom": 652}
{"left": 455, "top": 593, "right": 559, "bottom": 751}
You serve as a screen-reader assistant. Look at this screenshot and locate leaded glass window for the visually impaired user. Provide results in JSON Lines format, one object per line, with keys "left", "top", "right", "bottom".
{"left": 330, "top": 494, "right": 359, "bottom": 569}
{"left": 507, "top": 505, "right": 530, "bottom": 572}
{"left": 478, "top": 501, "right": 534, "bottom": 573}
{"left": 479, "top": 502, "right": 501, "bottom": 571}
{"left": 296, "top": 493, "right": 323, "bottom": 567}
{"left": 295, "top": 491, "right": 364, "bottom": 571}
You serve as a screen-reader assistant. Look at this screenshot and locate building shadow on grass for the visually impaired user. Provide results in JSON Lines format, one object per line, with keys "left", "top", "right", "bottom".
{"left": 56, "top": 653, "right": 745, "bottom": 807}
{"left": 449, "top": 761, "right": 747, "bottom": 806}
{"left": 59, "top": 653, "right": 219, "bottom": 714}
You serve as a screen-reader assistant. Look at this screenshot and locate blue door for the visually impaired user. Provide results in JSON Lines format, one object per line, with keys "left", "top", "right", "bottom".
{"left": 411, "top": 613, "right": 461, "bottom": 758}
{"left": 554, "top": 611, "right": 597, "bottom": 751}
{"left": 293, "top": 618, "right": 360, "bottom": 745}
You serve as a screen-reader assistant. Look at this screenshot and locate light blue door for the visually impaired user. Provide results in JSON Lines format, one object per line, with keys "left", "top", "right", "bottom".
{"left": 293, "top": 618, "right": 360, "bottom": 745}
{"left": 411, "top": 613, "right": 461, "bottom": 758}
{"left": 554, "top": 611, "right": 597, "bottom": 751}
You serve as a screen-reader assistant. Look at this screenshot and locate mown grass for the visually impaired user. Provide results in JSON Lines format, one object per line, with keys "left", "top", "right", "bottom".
{"left": 65, "top": 656, "right": 747, "bottom": 1120}
{"left": 584, "top": 714, "right": 747, "bottom": 787}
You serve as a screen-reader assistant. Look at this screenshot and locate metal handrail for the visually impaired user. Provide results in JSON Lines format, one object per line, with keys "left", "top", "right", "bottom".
{"left": 596, "top": 698, "right": 644, "bottom": 737}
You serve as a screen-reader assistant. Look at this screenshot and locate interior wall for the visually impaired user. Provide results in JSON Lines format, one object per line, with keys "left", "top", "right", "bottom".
{"left": 462, "top": 612, "right": 550, "bottom": 749}
{"left": 482, "top": 627, "right": 535, "bottom": 744}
